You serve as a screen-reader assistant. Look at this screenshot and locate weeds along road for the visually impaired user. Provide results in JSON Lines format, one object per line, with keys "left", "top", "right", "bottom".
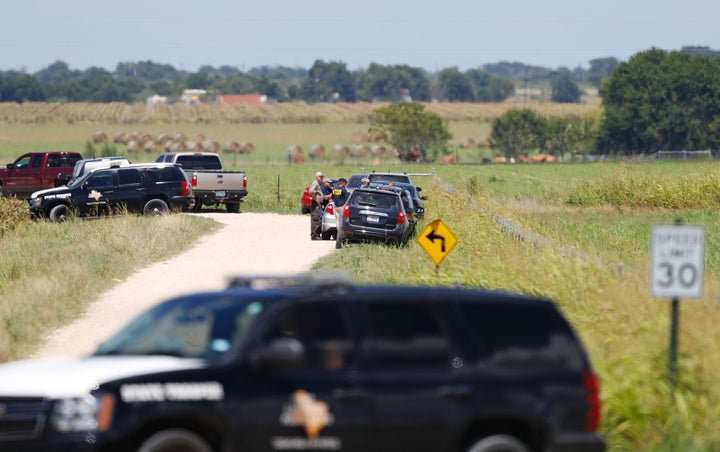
{"left": 33, "top": 212, "right": 336, "bottom": 359}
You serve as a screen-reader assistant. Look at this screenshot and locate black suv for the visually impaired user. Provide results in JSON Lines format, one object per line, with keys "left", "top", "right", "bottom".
{"left": 336, "top": 186, "right": 416, "bottom": 248}
{"left": 0, "top": 274, "right": 604, "bottom": 452}
{"left": 28, "top": 163, "right": 194, "bottom": 221}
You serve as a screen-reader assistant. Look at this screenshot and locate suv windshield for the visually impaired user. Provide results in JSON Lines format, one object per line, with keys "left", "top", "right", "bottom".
{"left": 352, "top": 190, "right": 400, "bottom": 209}
{"left": 94, "top": 297, "right": 264, "bottom": 360}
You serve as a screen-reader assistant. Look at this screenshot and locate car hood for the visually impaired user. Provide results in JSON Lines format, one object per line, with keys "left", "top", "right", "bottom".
{"left": 0, "top": 356, "right": 206, "bottom": 398}
{"left": 30, "top": 186, "right": 70, "bottom": 199}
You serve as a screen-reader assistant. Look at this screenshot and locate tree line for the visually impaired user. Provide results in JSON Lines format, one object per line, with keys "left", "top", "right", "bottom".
{"left": 0, "top": 57, "right": 622, "bottom": 105}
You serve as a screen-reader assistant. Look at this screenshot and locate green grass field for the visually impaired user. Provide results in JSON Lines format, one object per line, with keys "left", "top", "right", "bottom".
{"left": 2, "top": 121, "right": 720, "bottom": 450}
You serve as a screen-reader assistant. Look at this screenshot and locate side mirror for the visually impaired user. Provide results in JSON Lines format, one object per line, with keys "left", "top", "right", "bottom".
{"left": 81, "top": 181, "right": 89, "bottom": 190}
{"left": 416, "top": 186, "right": 422, "bottom": 192}
{"left": 55, "top": 173, "right": 70, "bottom": 187}
{"left": 250, "top": 337, "right": 305, "bottom": 372}
{"left": 6, "top": 163, "right": 14, "bottom": 170}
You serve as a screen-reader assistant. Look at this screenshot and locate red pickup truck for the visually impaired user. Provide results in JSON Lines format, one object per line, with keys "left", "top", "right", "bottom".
{"left": 0, "top": 151, "right": 83, "bottom": 199}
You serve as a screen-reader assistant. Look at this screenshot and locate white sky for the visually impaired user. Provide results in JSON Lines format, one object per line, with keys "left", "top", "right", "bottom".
{"left": 2, "top": 0, "right": 719, "bottom": 73}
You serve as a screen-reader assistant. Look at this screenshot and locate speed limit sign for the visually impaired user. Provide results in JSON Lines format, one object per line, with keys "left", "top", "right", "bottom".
{"left": 650, "top": 225, "right": 705, "bottom": 298}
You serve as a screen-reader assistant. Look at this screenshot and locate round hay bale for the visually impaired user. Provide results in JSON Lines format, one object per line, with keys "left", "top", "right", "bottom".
{"left": 351, "top": 144, "right": 372, "bottom": 157}
{"left": 194, "top": 134, "right": 206, "bottom": 143}
{"left": 371, "top": 144, "right": 387, "bottom": 156}
{"left": 144, "top": 141, "right": 163, "bottom": 153}
{"left": 202, "top": 140, "right": 220, "bottom": 153}
{"left": 309, "top": 144, "right": 325, "bottom": 159}
{"left": 113, "top": 132, "right": 127, "bottom": 144}
{"left": 493, "top": 156, "right": 507, "bottom": 163}
{"left": 287, "top": 145, "right": 304, "bottom": 164}
{"left": 171, "top": 132, "right": 187, "bottom": 142}
{"left": 126, "top": 140, "right": 142, "bottom": 153}
{"left": 332, "top": 144, "right": 351, "bottom": 157}
{"left": 369, "top": 130, "right": 386, "bottom": 143}
{"left": 92, "top": 132, "right": 108, "bottom": 144}
{"left": 351, "top": 131, "right": 369, "bottom": 144}
{"left": 223, "top": 141, "right": 241, "bottom": 154}
{"left": 240, "top": 142, "right": 255, "bottom": 154}
{"left": 458, "top": 137, "right": 476, "bottom": 149}
{"left": 442, "top": 154, "right": 456, "bottom": 164}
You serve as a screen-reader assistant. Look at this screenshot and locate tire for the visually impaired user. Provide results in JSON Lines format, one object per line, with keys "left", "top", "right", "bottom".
{"left": 466, "top": 434, "right": 531, "bottom": 452}
{"left": 143, "top": 198, "right": 169, "bottom": 216}
{"left": 226, "top": 202, "right": 240, "bottom": 213}
{"left": 191, "top": 197, "right": 203, "bottom": 213}
{"left": 0, "top": 183, "right": 4, "bottom": 198}
{"left": 321, "top": 230, "right": 332, "bottom": 240}
{"left": 335, "top": 229, "right": 343, "bottom": 249}
{"left": 137, "top": 428, "right": 212, "bottom": 452}
{"left": 48, "top": 204, "right": 70, "bottom": 222}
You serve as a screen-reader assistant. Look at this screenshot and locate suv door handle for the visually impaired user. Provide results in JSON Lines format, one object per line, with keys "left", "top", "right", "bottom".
{"left": 332, "top": 388, "right": 369, "bottom": 401}
{"left": 437, "top": 384, "right": 472, "bottom": 400}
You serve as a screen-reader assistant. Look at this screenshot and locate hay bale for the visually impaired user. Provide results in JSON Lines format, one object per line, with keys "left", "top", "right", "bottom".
{"left": 287, "top": 145, "right": 304, "bottom": 164}
{"left": 458, "top": 137, "right": 476, "bottom": 149}
{"left": 309, "top": 144, "right": 325, "bottom": 159}
{"left": 493, "top": 156, "right": 507, "bottom": 163}
{"left": 113, "top": 132, "right": 127, "bottom": 144}
{"left": 240, "top": 142, "right": 255, "bottom": 154}
{"left": 92, "top": 132, "right": 108, "bottom": 144}
{"left": 351, "top": 144, "right": 372, "bottom": 157}
{"left": 202, "top": 140, "right": 220, "bottom": 153}
{"left": 332, "top": 144, "right": 351, "bottom": 157}
{"left": 369, "top": 130, "right": 386, "bottom": 143}
{"left": 144, "top": 141, "right": 163, "bottom": 153}
{"left": 126, "top": 140, "right": 142, "bottom": 153}
{"left": 194, "top": 134, "right": 206, "bottom": 143}
{"left": 442, "top": 154, "right": 456, "bottom": 164}
{"left": 371, "top": 144, "right": 387, "bottom": 156}
{"left": 351, "top": 131, "right": 369, "bottom": 144}
{"left": 223, "top": 141, "right": 241, "bottom": 154}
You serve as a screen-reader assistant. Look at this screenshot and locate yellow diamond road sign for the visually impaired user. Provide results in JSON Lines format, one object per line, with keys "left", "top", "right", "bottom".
{"left": 417, "top": 219, "right": 458, "bottom": 266}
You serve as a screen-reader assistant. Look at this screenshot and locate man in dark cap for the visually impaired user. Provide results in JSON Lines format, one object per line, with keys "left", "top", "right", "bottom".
{"left": 331, "top": 178, "right": 349, "bottom": 229}
{"left": 309, "top": 171, "right": 325, "bottom": 240}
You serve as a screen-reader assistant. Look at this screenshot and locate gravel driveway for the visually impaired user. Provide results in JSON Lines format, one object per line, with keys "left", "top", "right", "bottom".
{"left": 33, "top": 212, "right": 335, "bottom": 359}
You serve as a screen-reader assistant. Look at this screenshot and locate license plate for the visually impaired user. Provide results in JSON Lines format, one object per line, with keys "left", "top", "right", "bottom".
{"left": 366, "top": 215, "right": 380, "bottom": 223}
{"left": 215, "top": 191, "right": 226, "bottom": 197}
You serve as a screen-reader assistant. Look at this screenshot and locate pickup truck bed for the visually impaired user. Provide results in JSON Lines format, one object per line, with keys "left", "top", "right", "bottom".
{"left": 155, "top": 152, "right": 247, "bottom": 213}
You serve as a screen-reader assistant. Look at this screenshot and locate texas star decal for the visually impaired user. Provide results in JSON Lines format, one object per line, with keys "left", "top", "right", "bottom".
{"left": 89, "top": 190, "right": 103, "bottom": 201}
{"left": 280, "top": 390, "right": 334, "bottom": 439}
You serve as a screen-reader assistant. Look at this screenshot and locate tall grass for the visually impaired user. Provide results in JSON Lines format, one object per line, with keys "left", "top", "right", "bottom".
{"left": 0, "top": 214, "right": 215, "bottom": 361}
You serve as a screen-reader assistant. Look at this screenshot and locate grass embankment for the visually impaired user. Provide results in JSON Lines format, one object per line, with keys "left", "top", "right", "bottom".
{"left": 0, "top": 210, "right": 215, "bottom": 361}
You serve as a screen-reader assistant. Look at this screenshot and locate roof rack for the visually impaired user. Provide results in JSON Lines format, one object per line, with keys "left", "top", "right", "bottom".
{"left": 226, "top": 272, "right": 354, "bottom": 290}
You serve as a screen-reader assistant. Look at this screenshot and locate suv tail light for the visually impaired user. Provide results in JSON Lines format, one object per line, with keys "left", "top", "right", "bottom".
{"left": 583, "top": 369, "right": 601, "bottom": 432}
{"left": 191, "top": 174, "right": 198, "bottom": 187}
{"left": 243, "top": 175, "right": 247, "bottom": 188}
{"left": 181, "top": 180, "right": 189, "bottom": 197}
{"left": 397, "top": 211, "right": 405, "bottom": 224}
{"left": 343, "top": 204, "right": 350, "bottom": 218}
{"left": 326, "top": 204, "right": 334, "bottom": 215}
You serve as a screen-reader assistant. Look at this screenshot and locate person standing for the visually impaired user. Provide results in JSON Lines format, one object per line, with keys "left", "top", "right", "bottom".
{"left": 331, "top": 178, "right": 349, "bottom": 230}
{"left": 309, "top": 171, "right": 325, "bottom": 240}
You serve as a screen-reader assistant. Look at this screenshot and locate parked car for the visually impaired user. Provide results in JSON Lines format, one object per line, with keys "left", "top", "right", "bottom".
{"left": 320, "top": 201, "right": 338, "bottom": 240}
{"left": 0, "top": 151, "right": 83, "bottom": 199}
{"left": 368, "top": 181, "right": 424, "bottom": 221}
{"left": 366, "top": 172, "right": 426, "bottom": 218}
{"left": 301, "top": 186, "right": 312, "bottom": 214}
{"left": 336, "top": 186, "right": 415, "bottom": 248}
{"left": 28, "top": 163, "right": 194, "bottom": 222}
{"left": 0, "top": 273, "right": 605, "bottom": 452}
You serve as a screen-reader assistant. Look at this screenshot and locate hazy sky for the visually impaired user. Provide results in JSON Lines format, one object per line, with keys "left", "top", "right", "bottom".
{"left": 2, "top": 0, "right": 719, "bottom": 73}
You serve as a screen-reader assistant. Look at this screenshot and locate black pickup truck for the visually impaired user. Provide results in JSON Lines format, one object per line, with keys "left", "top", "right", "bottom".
{"left": 0, "top": 274, "right": 605, "bottom": 452}
{"left": 28, "top": 163, "right": 194, "bottom": 221}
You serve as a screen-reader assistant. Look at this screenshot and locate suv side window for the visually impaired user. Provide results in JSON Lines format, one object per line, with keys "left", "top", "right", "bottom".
{"left": 86, "top": 170, "right": 114, "bottom": 188}
{"left": 458, "top": 301, "right": 582, "bottom": 368}
{"left": 147, "top": 167, "right": 181, "bottom": 182}
{"left": 117, "top": 169, "right": 142, "bottom": 185}
{"left": 262, "top": 303, "right": 352, "bottom": 370}
{"left": 363, "top": 302, "right": 454, "bottom": 370}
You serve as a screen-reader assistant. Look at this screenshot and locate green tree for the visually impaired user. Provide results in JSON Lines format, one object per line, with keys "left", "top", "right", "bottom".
{"left": 0, "top": 72, "right": 46, "bottom": 102}
{"left": 599, "top": 48, "right": 720, "bottom": 154}
{"left": 436, "top": 67, "right": 474, "bottom": 102}
{"left": 355, "top": 63, "right": 430, "bottom": 102}
{"left": 369, "top": 103, "right": 451, "bottom": 162}
{"left": 466, "top": 69, "right": 515, "bottom": 102}
{"left": 489, "top": 108, "right": 546, "bottom": 158}
{"left": 300, "top": 60, "right": 356, "bottom": 102}
{"left": 551, "top": 75, "right": 582, "bottom": 103}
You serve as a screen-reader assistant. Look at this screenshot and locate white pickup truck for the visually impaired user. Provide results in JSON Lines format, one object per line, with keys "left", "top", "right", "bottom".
{"left": 155, "top": 152, "right": 247, "bottom": 213}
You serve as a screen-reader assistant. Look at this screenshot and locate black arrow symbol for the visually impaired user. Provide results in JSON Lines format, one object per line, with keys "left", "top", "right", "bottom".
{"left": 425, "top": 228, "right": 446, "bottom": 252}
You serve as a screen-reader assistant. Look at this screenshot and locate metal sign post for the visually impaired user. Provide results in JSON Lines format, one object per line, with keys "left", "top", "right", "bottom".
{"left": 650, "top": 220, "right": 705, "bottom": 389}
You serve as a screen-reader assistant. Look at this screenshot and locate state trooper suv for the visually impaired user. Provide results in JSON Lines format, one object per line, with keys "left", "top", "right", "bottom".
{"left": 0, "top": 274, "right": 605, "bottom": 452}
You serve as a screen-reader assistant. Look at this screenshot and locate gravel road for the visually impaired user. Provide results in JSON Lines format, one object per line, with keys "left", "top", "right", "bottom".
{"left": 33, "top": 212, "right": 335, "bottom": 359}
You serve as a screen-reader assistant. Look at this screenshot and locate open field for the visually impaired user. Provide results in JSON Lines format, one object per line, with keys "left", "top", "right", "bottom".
{"left": 2, "top": 116, "right": 720, "bottom": 451}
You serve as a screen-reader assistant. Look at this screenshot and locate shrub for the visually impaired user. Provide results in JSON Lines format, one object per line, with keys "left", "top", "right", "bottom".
{"left": 0, "top": 198, "right": 29, "bottom": 238}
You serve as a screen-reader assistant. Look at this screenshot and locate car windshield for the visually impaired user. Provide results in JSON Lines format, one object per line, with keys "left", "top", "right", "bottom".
{"left": 368, "top": 174, "right": 411, "bottom": 184}
{"left": 352, "top": 191, "right": 400, "bottom": 209}
{"left": 94, "top": 296, "right": 264, "bottom": 361}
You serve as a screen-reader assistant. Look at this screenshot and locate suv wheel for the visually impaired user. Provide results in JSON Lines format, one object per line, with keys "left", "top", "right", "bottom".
{"left": 143, "top": 198, "right": 169, "bottom": 216}
{"left": 137, "top": 428, "right": 212, "bottom": 452}
{"left": 48, "top": 204, "right": 70, "bottom": 222}
{"left": 466, "top": 435, "right": 531, "bottom": 452}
